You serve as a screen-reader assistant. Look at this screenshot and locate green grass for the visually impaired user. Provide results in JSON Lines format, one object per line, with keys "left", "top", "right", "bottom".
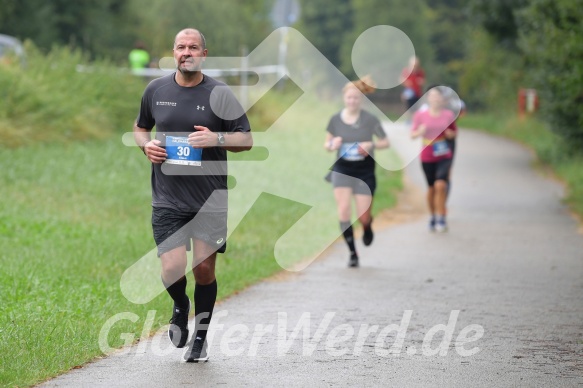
{"left": 0, "top": 85, "right": 401, "bottom": 386}
{"left": 459, "top": 113, "right": 583, "bottom": 216}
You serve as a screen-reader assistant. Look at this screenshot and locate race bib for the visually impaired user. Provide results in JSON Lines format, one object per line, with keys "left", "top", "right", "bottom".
{"left": 432, "top": 140, "right": 450, "bottom": 157}
{"left": 165, "top": 136, "right": 202, "bottom": 166}
{"left": 402, "top": 87, "right": 415, "bottom": 100}
{"left": 340, "top": 142, "right": 365, "bottom": 161}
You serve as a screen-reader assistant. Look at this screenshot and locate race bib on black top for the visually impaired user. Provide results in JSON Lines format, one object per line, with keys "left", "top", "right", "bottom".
{"left": 340, "top": 142, "right": 365, "bottom": 161}
{"left": 165, "top": 136, "right": 202, "bottom": 166}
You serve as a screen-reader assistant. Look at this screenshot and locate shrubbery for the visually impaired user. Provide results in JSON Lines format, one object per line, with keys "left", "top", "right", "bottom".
{"left": 466, "top": 0, "right": 583, "bottom": 151}
{"left": 517, "top": 0, "right": 583, "bottom": 148}
{"left": 0, "top": 42, "right": 145, "bottom": 147}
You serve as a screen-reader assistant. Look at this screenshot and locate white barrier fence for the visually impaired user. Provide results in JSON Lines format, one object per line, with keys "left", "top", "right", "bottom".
{"left": 76, "top": 63, "right": 285, "bottom": 109}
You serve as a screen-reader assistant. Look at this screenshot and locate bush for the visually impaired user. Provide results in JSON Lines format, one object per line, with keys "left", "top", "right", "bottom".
{"left": 0, "top": 41, "right": 145, "bottom": 147}
{"left": 517, "top": 0, "right": 583, "bottom": 149}
{"left": 458, "top": 28, "right": 524, "bottom": 112}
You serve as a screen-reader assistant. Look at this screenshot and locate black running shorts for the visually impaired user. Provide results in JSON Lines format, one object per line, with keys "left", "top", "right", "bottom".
{"left": 422, "top": 159, "right": 453, "bottom": 187}
{"left": 331, "top": 171, "right": 376, "bottom": 195}
{"left": 152, "top": 207, "right": 227, "bottom": 257}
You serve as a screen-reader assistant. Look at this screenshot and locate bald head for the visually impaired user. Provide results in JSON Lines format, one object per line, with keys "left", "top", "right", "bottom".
{"left": 174, "top": 28, "right": 206, "bottom": 50}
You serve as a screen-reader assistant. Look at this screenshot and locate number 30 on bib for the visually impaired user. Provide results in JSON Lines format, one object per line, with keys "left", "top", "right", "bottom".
{"left": 165, "top": 136, "right": 202, "bottom": 166}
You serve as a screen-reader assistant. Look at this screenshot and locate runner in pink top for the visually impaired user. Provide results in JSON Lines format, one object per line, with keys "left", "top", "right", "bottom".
{"left": 414, "top": 109, "right": 456, "bottom": 163}
{"left": 411, "top": 87, "right": 457, "bottom": 232}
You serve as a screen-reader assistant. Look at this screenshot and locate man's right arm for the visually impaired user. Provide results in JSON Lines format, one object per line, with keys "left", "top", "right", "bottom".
{"left": 133, "top": 122, "right": 167, "bottom": 163}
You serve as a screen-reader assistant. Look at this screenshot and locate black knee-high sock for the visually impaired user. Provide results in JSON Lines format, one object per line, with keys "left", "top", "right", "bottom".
{"left": 194, "top": 280, "right": 217, "bottom": 341}
{"left": 363, "top": 220, "right": 372, "bottom": 232}
{"left": 162, "top": 276, "right": 189, "bottom": 309}
{"left": 340, "top": 221, "right": 356, "bottom": 255}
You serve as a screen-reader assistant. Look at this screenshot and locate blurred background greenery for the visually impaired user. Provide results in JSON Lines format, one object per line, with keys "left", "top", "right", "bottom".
{"left": 0, "top": 0, "right": 581, "bottom": 148}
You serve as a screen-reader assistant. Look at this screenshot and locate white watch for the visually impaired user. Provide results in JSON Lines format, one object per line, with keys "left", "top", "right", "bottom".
{"left": 217, "top": 132, "right": 225, "bottom": 146}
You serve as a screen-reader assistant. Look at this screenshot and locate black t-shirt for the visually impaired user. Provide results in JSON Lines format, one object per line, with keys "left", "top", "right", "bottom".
{"left": 136, "top": 73, "right": 251, "bottom": 212}
{"left": 326, "top": 110, "right": 386, "bottom": 176}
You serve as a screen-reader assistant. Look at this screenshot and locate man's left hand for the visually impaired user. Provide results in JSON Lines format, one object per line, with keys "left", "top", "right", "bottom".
{"left": 188, "top": 125, "right": 218, "bottom": 148}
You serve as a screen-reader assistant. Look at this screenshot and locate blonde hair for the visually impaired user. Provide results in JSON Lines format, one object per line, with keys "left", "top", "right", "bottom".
{"left": 343, "top": 75, "right": 376, "bottom": 95}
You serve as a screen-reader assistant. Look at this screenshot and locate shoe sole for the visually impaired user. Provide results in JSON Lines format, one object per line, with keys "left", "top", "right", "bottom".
{"left": 185, "top": 356, "right": 209, "bottom": 363}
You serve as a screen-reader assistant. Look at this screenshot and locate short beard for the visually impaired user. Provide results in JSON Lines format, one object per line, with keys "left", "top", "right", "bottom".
{"left": 177, "top": 60, "right": 201, "bottom": 75}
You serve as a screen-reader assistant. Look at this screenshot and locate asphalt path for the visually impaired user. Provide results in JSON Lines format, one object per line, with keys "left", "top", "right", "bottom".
{"left": 41, "top": 128, "right": 583, "bottom": 387}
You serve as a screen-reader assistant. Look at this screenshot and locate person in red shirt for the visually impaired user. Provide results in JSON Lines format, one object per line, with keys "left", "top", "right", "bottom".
{"left": 410, "top": 86, "right": 457, "bottom": 232}
{"left": 400, "top": 56, "right": 426, "bottom": 111}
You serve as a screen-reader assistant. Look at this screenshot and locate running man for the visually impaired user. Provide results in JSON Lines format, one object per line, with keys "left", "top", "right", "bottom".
{"left": 133, "top": 28, "right": 252, "bottom": 362}
{"left": 410, "top": 86, "right": 456, "bottom": 232}
{"left": 325, "top": 77, "right": 390, "bottom": 267}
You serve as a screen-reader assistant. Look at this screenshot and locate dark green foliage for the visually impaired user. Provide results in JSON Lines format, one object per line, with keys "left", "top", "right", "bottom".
{"left": 469, "top": 0, "right": 529, "bottom": 48}
{"left": 517, "top": 0, "right": 583, "bottom": 148}
{"left": 469, "top": 0, "right": 583, "bottom": 150}
{"left": 426, "top": 0, "right": 470, "bottom": 89}
{"left": 0, "top": 0, "right": 273, "bottom": 62}
{"left": 296, "top": 0, "right": 354, "bottom": 68}
{"left": 339, "top": 0, "right": 434, "bottom": 79}
{"left": 0, "top": 0, "right": 138, "bottom": 60}
{"left": 131, "top": 0, "right": 272, "bottom": 58}
{"left": 457, "top": 29, "right": 525, "bottom": 111}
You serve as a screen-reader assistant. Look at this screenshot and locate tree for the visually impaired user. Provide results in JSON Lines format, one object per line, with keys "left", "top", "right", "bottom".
{"left": 425, "top": 0, "right": 472, "bottom": 89}
{"left": 339, "top": 0, "right": 434, "bottom": 79}
{"left": 130, "top": 0, "right": 272, "bottom": 59}
{"left": 517, "top": 0, "right": 583, "bottom": 148}
{"left": 0, "top": 0, "right": 136, "bottom": 61}
{"left": 296, "top": 0, "right": 354, "bottom": 69}
{"left": 469, "top": 0, "right": 529, "bottom": 48}
{"left": 457, "top": 28, "right": 524, "bottom": 111}
{"left": 0, "top": 0, "right": 58, "bottom": 49}
{"left": 0, "top": 0, "right": 272, "bottom": 62}
{"left": 469, "top": 0, "right": 583, "bottom": 148}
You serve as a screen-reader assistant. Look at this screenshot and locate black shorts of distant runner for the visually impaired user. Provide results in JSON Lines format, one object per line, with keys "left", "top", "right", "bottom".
{"left": 422, "top": 159, "right": 452, "bottom": 187}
